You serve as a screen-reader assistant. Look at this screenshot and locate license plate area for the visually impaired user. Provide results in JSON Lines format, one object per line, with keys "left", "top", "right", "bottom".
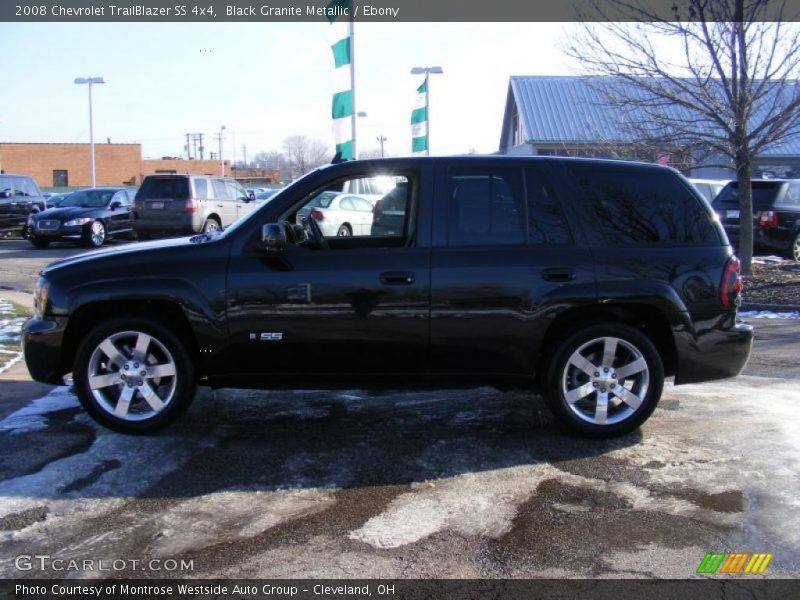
{"left": 150, "top": 201, "right": 165, "bottom": 209}
{"left": 727, "top": 209, "right": 740, "bottom": 219}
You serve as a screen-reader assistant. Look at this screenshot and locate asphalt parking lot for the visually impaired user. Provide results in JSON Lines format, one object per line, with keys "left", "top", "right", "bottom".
{"left": 0, "top": 238, "right": 799, "bottom": 579}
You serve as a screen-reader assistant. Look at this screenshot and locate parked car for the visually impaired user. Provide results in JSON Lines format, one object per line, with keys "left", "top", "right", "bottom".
{"left": 712, "top": 179, "right": 800, "bottom": 259}
{"left": 26, "top": 187, "right": 135, "bottom": 248}
{"left": 132, "top": 174, "right": 256, "bottom": 239}
{"left": 22, "top": 156, "right": 752, "bottom": 436}
{"left": 45, "top": 193, "right": 70, "bottom": 209}
{"left": 295, "top": 191, "right": 374, "bottom": 236}
{"left": 0, "top": 174, "right": 47, "bottom": 235}
{"left": 688, "top": 178, "right": 728, "bottom": 204}
{"left": 255, "top": 189, "right": 281, "bottom": 203}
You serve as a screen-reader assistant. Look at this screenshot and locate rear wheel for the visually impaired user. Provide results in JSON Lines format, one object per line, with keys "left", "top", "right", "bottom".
{"left": 544, "top": 322, "right": 664, "bottom": 437}
{"left": 337, "top": 223, "right": 352, "bottom": 236}
{"left": 202, "top": 218, "right": 221, "bottom": 233}
{"left": 791, "top": 233, "right": 800, "bottom": 262}
{"left": 73, "top": 317, "right": 196, "bottom": 434}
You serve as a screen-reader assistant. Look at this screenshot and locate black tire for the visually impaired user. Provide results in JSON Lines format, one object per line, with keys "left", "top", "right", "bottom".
{"left": 202, "top": 218, "right": 221, "bottom": 233}
{"left": 791, "top": 232, "right": 800, "bottom": 262}
{"left": 337, "top": 223, "right": 352, "bottom": 236}
{"left": 136, "top": 231, "right": 152, "bottom": 241}
{"left": 29, "top": 237, "right": 50, "bottom": 249}
{"left": 73, "top": 316, "right": 196, "bottom": 434}
{"left": 84, "top": 220, "right": 106, "bottom": 248}
{"left": 544, "top": 322, "right": 664, "bottom": 437}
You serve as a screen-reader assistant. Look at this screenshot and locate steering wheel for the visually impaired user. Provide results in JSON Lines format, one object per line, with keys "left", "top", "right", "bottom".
{"left": 305, "top": 214, "right": 329, "bottom": 249}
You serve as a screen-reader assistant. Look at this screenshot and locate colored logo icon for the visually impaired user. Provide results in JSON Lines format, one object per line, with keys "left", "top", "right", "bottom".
{"left": 697, "top": 552, "right": 773, "bottom": 574}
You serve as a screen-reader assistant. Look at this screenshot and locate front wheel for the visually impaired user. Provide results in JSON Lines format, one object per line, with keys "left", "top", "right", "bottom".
{"left": 791, "top": 233, "right": 800, "bottom": 262}
{"left": 73, "top": 317, "right": 196, "bottom": 433}
{"left": 29, "top": 237, "right": 50, "bottom": 249}
{"left": 544, "top": 322, "right": 664, "bottom": 437}
{"left": 85, "top": 220, "right": 106, "bottom": 247}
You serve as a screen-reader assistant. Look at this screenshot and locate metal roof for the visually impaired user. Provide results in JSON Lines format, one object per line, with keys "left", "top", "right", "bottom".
{"left": 500, "top": 76, "right": 800, "bottom": 157}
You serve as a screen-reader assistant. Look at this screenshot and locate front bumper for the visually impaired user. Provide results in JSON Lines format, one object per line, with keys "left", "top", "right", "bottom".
{"left": 22, "top": 316, "right": 68, "bottom": 385}
{"left": 673, "top": 313, "right": 753, "bottom": 385}
{"left": 29, "top": 223, "right": 85, "bottom": 241}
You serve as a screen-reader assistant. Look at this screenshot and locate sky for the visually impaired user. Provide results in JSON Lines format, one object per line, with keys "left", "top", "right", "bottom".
{"left": 0, "top": 22, "right": 580, "bottom": 160}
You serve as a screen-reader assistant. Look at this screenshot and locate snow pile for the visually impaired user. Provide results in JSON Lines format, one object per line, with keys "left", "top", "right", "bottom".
{"left": 739, "top": 310, "right": 800, "bottom": 320}
{"left": 0, "top": 299, "right": 26, "bottom": 374}
{"left": 752, "top": 255, "right": 786, "bottom": 264}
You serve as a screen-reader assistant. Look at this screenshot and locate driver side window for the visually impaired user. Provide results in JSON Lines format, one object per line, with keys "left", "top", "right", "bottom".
{"left": 289, "top": 174, "right": 413, "bottom": 248}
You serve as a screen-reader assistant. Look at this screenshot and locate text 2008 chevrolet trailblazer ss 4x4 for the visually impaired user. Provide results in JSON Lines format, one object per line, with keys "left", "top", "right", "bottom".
{"left": 22, "top": 157, "right": 752, "bottom": 436}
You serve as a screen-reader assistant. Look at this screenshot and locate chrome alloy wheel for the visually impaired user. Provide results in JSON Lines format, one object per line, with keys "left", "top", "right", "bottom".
{"left": 87, "top": 330, "right": 178, "bottom": 421}
{"left": 90, "top": 221, "right": 106, "bottom": 247}
{"left": 560, "top": 336, "right": 649, "bottom": 426}
{"left": 793, "top": 234, "right": 800, "bottom": 262}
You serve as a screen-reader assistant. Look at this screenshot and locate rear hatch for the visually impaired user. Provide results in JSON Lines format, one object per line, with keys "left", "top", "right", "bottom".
{"left": 712, "top": 181, "right": 783, "bottom": 235}
{"left": 134, "top": 176, "right": 191, "bottom": 221}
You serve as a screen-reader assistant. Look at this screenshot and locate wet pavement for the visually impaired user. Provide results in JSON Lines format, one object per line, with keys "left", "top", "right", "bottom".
{"left": 0, "top": 317, "right": 798, "bottom": 579}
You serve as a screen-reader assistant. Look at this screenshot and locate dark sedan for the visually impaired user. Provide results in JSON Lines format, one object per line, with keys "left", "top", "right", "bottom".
{"left": 27, "top": 187, "right": 135, "bottom": 248}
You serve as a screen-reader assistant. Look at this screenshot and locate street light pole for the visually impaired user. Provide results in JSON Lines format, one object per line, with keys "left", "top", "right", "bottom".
{"left": 410, "top": 66, "right": 443, "bottom": 156}
{"left": 74, "top": 77, "right": 105, "bottom": 187}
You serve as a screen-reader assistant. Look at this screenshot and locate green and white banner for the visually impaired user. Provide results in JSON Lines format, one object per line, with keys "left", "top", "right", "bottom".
{"left": 327, "top": 1, "right": 354, "bottom": 160}
{"left": 411, "top": 78, "right": 428, "bottom": 155}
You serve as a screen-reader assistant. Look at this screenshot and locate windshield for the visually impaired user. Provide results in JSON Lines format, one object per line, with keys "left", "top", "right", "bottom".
{"left": 60, "top": 189, "right": 115, "bottom": 208}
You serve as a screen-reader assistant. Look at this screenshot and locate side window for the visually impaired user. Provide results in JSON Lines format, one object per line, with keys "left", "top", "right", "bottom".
{"left": 447, "top": 169, "right": 524, "bottom": 246}
{"left": 212, "top": 179, "right": 230, "bottom": 201}
{"left": 785, "top": 182, "right": 800, "bottom": 206}
{"left": 290, "top": 175, "right": 412, "bottom": 246}
{"left": 526, "top": 169, "right": 572, "bottom": 245}
{"left": 569, "top": 166, "right": 719, "bottom": 245}
{"left": 352, "top": 197, "right": 374, "bottom": 212}
{"left": 194, "top": 178, "right": 208, "bottom": 199}
{"left": 113, "top": 191, "right": 129, "bottom": 206}
{"left": 228, "top": 181, "right": 248, "bottom": 202}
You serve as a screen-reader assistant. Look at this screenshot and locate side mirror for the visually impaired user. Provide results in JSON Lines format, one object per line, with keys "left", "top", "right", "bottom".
{"left": 261, "top": 223, "right": 286, "bottom": 252}
{"left": 248, "top": 191, "right": 256, "bottom": 202}
{"left": 110, "top": 200, "right": 122, "bottom": 210}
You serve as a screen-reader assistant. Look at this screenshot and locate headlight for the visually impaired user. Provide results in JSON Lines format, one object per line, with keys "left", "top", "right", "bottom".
{"left": 64, "top": 217, "right": 92, "bottom": 227}
{"left": 34, "top": 277, "right": 49, "bottom": 318}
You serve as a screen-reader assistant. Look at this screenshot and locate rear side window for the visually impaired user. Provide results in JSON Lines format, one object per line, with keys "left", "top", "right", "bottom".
{"left": 447, "top": 169, "right": 524, "bottom": 246}
{"left": 193, "top": 178, "right": 208, "bottom": 198}
{"left": 138, "top": 177, "right": 189, "bottom": 200}
{"left": 526, "top": 169, "right": 572, "bottom": 245}
{"left": 714, "top": 181, "right": 783, "bottom": 211}
{"left": 781, "top": 182, "right": 800, "bottom": 207}
{"left": 569, "top": 166, "right": 718, "bottom": 245}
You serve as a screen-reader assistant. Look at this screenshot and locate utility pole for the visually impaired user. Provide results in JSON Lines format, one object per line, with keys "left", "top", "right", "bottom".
{"left": 242, "top": 144, "right": 247, "bottom": 168}
{"left": 214, "top": 126, "right": 226, "bottom": 176}
{"left": 376, "top": 135, "right": 387, "bottom": 157}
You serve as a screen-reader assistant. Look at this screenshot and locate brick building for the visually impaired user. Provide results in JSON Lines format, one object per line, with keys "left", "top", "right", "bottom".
{"left": 0, "top": 143, "right": 277, "bottom": 189}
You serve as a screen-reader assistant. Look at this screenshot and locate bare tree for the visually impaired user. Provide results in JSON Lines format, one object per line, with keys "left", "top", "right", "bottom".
{"left": 282, "top": 136, "right": 331, "bottom": 180}
{"left": 568, "top": 0, "right": 800, "bottom": 274}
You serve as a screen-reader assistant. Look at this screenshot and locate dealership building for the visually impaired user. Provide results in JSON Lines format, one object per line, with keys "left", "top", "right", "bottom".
{"left": 498, "top": 76, "right": 800, "bottom": 179}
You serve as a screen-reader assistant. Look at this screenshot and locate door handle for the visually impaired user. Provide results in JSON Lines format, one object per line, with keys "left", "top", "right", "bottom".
{"left": 217, "top": 203, "right": 224, "bottom": 208}
{"left": 380, "top": 271, "right": 415, "bottom": 285}
{"left": 542, "top": 267, "right": 576, "bottom": 282}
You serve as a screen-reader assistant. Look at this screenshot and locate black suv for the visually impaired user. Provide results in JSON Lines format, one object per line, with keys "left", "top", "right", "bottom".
{"left": 22, "top": 157, "right": 752, "bottom": 437}
{"left": 713, "top": 179, "right": 800, "bottom": 261}
{"left": 0, "top": 174, "right": 47, "bottom": 235}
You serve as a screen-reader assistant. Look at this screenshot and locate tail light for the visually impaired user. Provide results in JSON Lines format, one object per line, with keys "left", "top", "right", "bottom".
{"left": 310, "top": 208, "right": 324, "bottom": 221}
{"left": 183, "top": 198, "right": 198, "bottom": 213}
{"left": 720, "top": 256, "right": 742, "bottom": 309}
{"left": 758, "top": 210, "right": 778, "bottom": 227}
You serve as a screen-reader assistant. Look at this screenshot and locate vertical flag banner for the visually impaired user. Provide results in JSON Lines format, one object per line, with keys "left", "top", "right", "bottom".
{"left": 411, "top": 78, "right": 428, "bottom": 155}
{"left": 327, "top": 0, "right": 355, "bottom": 160}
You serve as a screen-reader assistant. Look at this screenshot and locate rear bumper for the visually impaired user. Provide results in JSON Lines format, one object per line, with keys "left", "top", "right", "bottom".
{"left": 22, "top": 316, "right": 68, "bottom": 385}
{"left": 673, "top": 313, "right": 753, "bottom": 385}
{"left": 133, "top": 215, "right": 199, "bottom": 235}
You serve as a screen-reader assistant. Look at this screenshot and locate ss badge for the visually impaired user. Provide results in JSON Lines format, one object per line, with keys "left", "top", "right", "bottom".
{"left": 249, "top": 332, "right": 284, "bottom": 341}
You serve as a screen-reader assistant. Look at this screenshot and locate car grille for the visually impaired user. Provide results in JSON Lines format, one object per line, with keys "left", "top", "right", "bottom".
{"left": 36, "top": 220, "right": 60, "bottom": 231}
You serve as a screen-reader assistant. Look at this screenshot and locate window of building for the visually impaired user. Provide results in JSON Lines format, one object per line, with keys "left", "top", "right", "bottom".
{"left": 52, "top": 170, "right": 68, "bottom": 187}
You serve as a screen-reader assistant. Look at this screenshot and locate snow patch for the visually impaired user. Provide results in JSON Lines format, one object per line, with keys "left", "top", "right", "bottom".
{"left": 0, "top": 387, "right": 78, "bottom": 433}
{"left": 739, "top": 310, "right": 800, "bottom": 319}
